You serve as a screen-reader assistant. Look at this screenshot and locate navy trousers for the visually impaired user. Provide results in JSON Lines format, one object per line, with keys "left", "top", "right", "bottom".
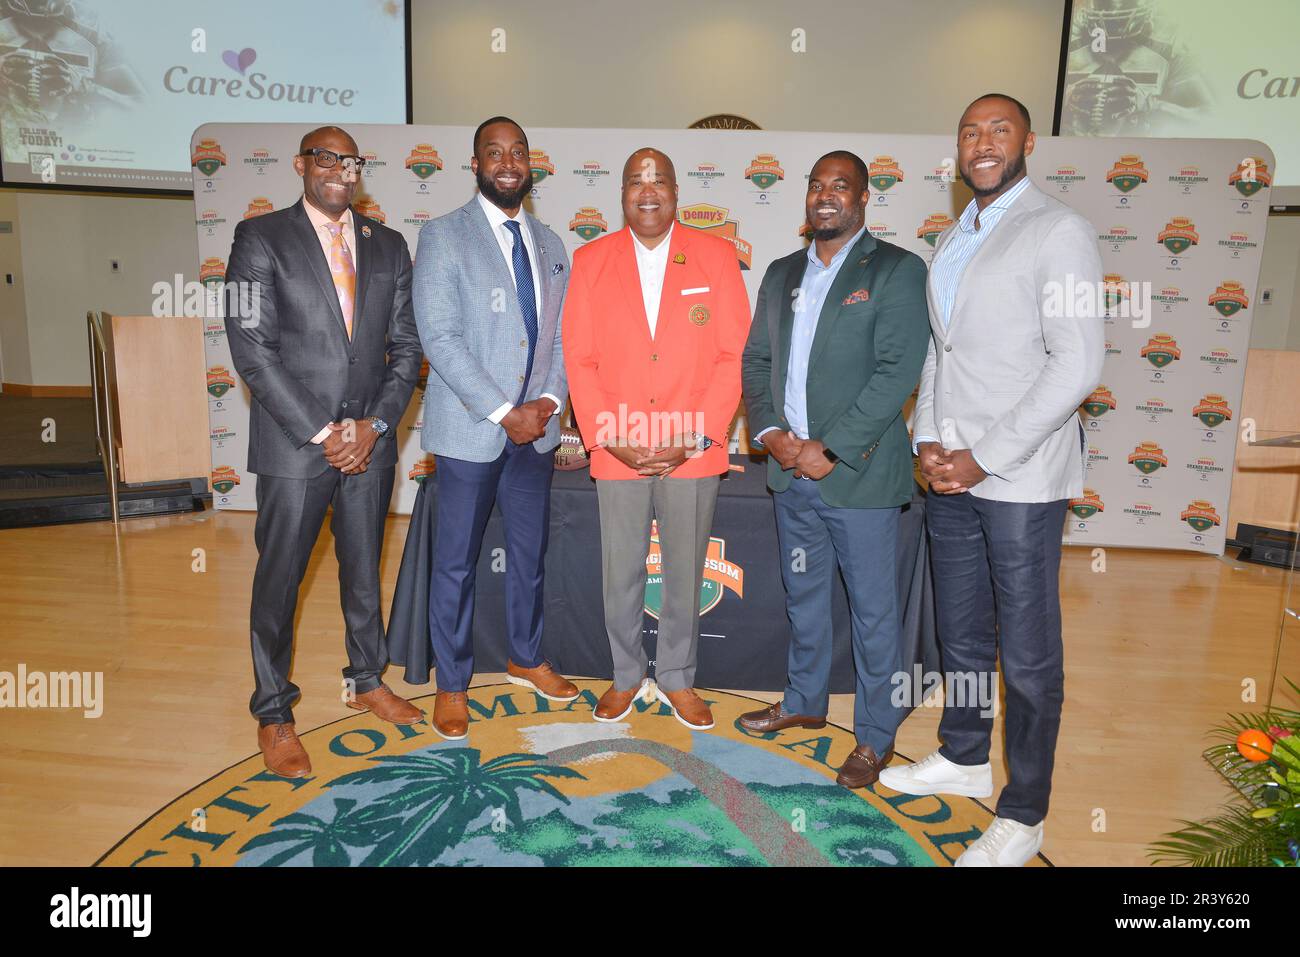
{"left": 926, "top": 491, "right": 1068, "bottom": 827}
{"left": 774, "top": 479, "right": 904, "bottom": 755}
{"left": 429, "top": 441, "right": 553, "bottom": 691}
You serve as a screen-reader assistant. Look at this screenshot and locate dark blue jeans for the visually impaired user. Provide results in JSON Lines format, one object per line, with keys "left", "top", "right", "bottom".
{"left": 926, "top": 491, "right": 1067, "bottom": 827}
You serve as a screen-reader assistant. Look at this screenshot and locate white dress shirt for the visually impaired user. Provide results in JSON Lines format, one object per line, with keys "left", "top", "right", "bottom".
{"left": 631, "top": 223, "right": 674, "bottom": 338}
{"left": 475, "top": 192, "right": 560, "bottom": 425}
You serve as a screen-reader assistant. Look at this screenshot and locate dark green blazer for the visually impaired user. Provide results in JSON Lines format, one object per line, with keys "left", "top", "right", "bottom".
{"left": 741, "top": 231, "right": 930, "bottom": 508}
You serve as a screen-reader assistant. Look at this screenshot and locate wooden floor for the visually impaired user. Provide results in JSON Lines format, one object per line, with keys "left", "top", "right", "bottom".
{"left": 0, "top": 507, "right": 1288, "bottom": 867}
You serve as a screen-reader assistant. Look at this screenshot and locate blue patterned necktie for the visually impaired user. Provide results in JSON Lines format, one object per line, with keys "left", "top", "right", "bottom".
{"left": 504, "top": 219, "right": 538, "bottom": 405}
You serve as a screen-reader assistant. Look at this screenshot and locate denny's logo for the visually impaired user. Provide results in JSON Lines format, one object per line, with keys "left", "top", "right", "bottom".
{"left": 677, "top": 203, "right": 753, "bottom": 270}
{"left": 1157, "top": 217, "right": 1198, "bottom": 255}
{"left": 1208, "top": 281, "right": 1249, "bottom": 317}
{"left": 1106, "top": 154, "right": 1148, "bottom": 193}
{"left": 243, "top": 197, "right": 274, "bottom": 219}
{"left": 1181, "top": 500, "right": 1221, "bottom": 533}
{"left": 568, "top": 207, "right": 608, "bottom": 242}
{"left": 352, "top": 199, "right": 385, "bottom": 223}
{"left": 916, "top": 213, "right": 954, "bottom": 247}
{"left": 1193, "top": 394, "right": 1232, "bottom": 429}
{"left": 1103, "top": 274, "right": 1130, "bottom": 311}
{"left": 191, "top": 138, "right": 227, "bottom": 176}
{"left": 1229, "top": 158, "right": 1271, "bottom": 198}
{"left": 1141, "top": 334, "right": 1181, "bottom": 369}
{"left": 1069, "top": 488, "right": 1104, "bottom": 520}
{"left": 211, "top": 466, "right": 241, "bottom": 495}
{"left": 644, "top": 522, "right": 743, "bottom": 619}
{"left": 1082, "top": 386, "right": 1117, "bottom": 418}
{"left": 744, "top": 153, "right": 784, "bottom": 190}
{"left": 206, "top": 366, "right": 236, "bottom": 398}
{"left": 529, "top": 150, "right": 556, "bottom": 184}
{"left": 405, "top": 144, "right": 443, "bottom": 179}
{"left": 408, "top": 458, "right": 436, "bottom": 483}
{"left": 1128, "top": 441, "right": 1168, "bottom": 475}
{"left": 867, "top": 155, "right": 904, "bottom": 192}
{"left": 199, "top": 257, "right": 226, "bottom": 288}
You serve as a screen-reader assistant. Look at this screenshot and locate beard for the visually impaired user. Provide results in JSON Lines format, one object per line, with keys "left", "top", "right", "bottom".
{"left": 809, "top": 208, "right": 864, "bottom": 243}
{"left": 477, "top": 168, "right": 531, "bottom": 210}
{"left": 961, "top": 150, "right": 1026, "bottom": 197}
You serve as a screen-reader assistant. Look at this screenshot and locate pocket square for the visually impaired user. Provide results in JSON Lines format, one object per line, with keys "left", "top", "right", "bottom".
{"left": 681, "top": 286, "right": 710, "bottom": 295}
{"left": 842, "top": 288, "right": 870, "bottom": 305}
{"left": 552, "top": 263, "right": 564, "bottom": 275}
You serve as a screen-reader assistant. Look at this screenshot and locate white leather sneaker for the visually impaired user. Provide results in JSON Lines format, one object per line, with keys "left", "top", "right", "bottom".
{"left": 954, "top": 817, "right": 1044, "bottom": 867}
{"left": 876, "top": 750, "right": 993, "bottom": 797}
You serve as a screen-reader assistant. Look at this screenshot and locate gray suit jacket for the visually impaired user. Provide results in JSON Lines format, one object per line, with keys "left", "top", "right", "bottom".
{"left": 224, "top": 198, "right": 423, "bottom": 479}
{"left": 412, "top": 197, "right": 570, "bottom": 462}
{"left": 913, "top": 180, "right": 1105, "bottom": 503}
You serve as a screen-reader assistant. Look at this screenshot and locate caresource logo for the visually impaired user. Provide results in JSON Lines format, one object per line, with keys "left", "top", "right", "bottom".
{"left": 744, "top": 153, "right": 784, "bottom": 189}
{"left": 1069, "top": 488, "right": 1104, "bottom": 520}
{"left": 1193, "top": 394, "right": 1233, "bottom": 428}
{"left": 677, "top": 203, "right": 753, "bottom": 270}
{"left": 211, "top": 466, "right": 241, "bottom": 494}
{"left": 1181, "top": 499, "right": 1221, "bottom": 533}
{"left": 569, "top": 207, "right": 609, "bottom": 242}
{"left": 916, "top": 213, "right": 954, "bottom": 247}
{"left": 191, "top": 138, "right": 227, "bottom": 176}
{"left": 1229, "top": 157, "right": 1271, "bottom": 197}
{"left": 1106, "top": 154, "right": 1148, "bottom": 193}
{"left": 644, "top": 522, "right": 743, "bottom": 619}
{"left": 405, "top": 144, "right": 443, "bottom": 179}
{"left": 243, "top": 197, "right": 274, "bottom": 219}
{"left": 867, "top": 155, "right": 903, "bottom": 191}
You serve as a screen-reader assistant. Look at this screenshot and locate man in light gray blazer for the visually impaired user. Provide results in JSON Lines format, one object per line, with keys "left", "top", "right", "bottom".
{"left": 879, "top": 94, "right": 1104, "bottom": 867}
{"left": 411, "top": 116, "right": 579, "bottom": 740}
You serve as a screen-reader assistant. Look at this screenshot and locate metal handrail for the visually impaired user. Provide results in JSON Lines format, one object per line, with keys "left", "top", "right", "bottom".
{"left": 86, "top": 310, "right": 120, "bottom": 524}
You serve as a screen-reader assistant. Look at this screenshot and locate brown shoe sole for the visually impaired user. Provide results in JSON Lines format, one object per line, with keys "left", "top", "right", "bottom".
{"left": 836, "top": 750, "right": 895, "bottom": 789}
{"left": 262, "top": 755, "right": 311, "bottom": 778}
{"left": 738, "top": 715, "right": 828, "bottom": 733}
{"left": 345, "top": 699, "right": 425, "bottom": 725}
{"left": 505, "top": 674, "right": 580, "bottom": 703}
{"left": 655, "top": 687, "right": 714, "bottom": 730}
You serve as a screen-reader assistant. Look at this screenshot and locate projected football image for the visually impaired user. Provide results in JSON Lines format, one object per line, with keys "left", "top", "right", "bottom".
{"left": 0, "top": 0, "right": 407, "bottom": 190}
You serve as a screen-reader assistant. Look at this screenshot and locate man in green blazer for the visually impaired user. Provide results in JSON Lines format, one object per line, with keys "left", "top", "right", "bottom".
{"left": 739, "top": 150, "right": 930, "bottom": 789}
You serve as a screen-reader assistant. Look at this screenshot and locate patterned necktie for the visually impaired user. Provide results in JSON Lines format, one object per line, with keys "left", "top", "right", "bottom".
{"left": 504, "top": 220, "right": 538, "bottom": 404}
{"left": 323, "top": 220, "right": 356, "bottom": 339}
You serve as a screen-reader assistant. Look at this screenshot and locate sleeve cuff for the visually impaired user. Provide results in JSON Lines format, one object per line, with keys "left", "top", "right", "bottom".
{"left": 539, "top": 393, "right": 562, "bottom": 415}
{"left": 971, "top": 449, "right": 994, "bottom": 477}
{"left": 310, "top": 424, "right": 333, "bottom": 444}
{"left": 752, "top": 426, "right": 779, "bottom": 448}
{"left": 487, "top": 402, "right": 514, "bottom": 425}
{"left": 912, "top": 434, "right": 939, "bottom": 456}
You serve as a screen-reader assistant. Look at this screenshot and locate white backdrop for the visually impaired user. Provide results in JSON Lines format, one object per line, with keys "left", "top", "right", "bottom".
{"left": 192, "top": 123, "right": 1272, "bottom": 554}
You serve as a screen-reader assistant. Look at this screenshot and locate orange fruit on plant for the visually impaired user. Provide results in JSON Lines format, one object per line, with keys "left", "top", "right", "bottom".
{"left": 1236, "top": 729, "right": 1273, "bottom": 762}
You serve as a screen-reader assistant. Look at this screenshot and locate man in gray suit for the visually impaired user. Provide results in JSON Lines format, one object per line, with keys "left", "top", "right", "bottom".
{"left": 412, "top": 116, "right": 578, "bottom": 740}
{"left": 225, "top": 125, "right": 425, "bottom": 778}
{"left": 879, "top": 94, "right": 1104, "bottom": 866}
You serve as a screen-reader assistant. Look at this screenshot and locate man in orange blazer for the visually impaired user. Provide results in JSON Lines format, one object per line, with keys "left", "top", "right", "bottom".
{"left": 563, "top": 147, "right": 750, "bottom": 730}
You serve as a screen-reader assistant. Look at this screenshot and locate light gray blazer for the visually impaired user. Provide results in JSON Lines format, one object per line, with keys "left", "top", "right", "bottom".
{"left": 913, "top": 180, "right": 1105, "bottom": 503}
{"left": 412, "top": 197, "right": 570, "bottom": 462}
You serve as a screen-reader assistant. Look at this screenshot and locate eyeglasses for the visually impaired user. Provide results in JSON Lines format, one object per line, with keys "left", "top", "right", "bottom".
{"left": 299, "top": 148, "right": 366, "bottom": 173}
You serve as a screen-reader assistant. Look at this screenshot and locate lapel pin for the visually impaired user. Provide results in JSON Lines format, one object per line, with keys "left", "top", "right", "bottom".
{"left": 552, "top": 263, "right": 563, "bottom": 275}
{"left": 361, "top": 224, "right": 372, "bottom": 238}
{"left": 689, "top": 303, "right": 710, "bottom": 326}
{"left": 673, "top": 252, "right": 686, "bottom": 264}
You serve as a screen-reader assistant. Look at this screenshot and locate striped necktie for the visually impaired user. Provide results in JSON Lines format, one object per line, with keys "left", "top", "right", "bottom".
{"left": 323, "top": 220, "right": 356, "bottom": 339}
{"left": 504, "top": 219, "right": 538, "bottom": 404}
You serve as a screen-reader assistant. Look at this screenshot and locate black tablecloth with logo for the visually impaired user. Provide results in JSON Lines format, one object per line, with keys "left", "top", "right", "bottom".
{"left": 388, "top": 455, "right": 937, "bottom": 693}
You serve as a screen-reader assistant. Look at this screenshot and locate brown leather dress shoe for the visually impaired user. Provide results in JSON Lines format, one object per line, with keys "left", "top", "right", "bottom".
{"left": 432, "top": 691, "right": 469, "bottom": 740}
{"left": 738, "top": 701, "right": 827, "bottom": 733}
{"left": 506, "top": 660, "right": 580, "bottom": 702}
{"left": 347, "top": 684, "right": 424, "bottom": 725}
{"left": 594, "top": 679, "right": 650, "bottom": 722}
{"left": 656, "top": 687, "right": 714, "bottom": 730}
{"left": 258, "top": 722, "right": 312, "bottom": 778}
{"left": 836, "top": 744, "right": 895, "bottom": 789}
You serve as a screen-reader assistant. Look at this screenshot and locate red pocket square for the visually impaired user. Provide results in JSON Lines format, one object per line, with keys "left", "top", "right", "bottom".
{"left": 842, "top": 288, "right": 870, "bottom": 305}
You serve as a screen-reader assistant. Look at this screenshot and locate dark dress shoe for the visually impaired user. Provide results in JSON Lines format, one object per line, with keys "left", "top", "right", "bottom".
{"left": 738, "top": 701, "right": 827, "bottom": 733}
{"left": 836, "top": 744, "right": 895, "bottom": 789}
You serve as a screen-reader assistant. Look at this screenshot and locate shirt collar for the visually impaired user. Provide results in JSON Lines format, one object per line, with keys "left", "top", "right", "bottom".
{"left": 807, "top": 224, "right": 867, "bottom": 269}
{"left": 303, "top": 197, "right": 353, "bottom": 234}
{"left": 631, "top": 223, "right": 673, "bottom": 258}
{"left": 958, "top": 174, "right": 1031, "bottom": 233}
{"left": 476, "top": 191, "right": 526, "bottom": 232}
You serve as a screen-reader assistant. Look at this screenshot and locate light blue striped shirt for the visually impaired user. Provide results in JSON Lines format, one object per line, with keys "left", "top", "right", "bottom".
{"left": 931, "top": 174, "right": 1031, "bottom": 330}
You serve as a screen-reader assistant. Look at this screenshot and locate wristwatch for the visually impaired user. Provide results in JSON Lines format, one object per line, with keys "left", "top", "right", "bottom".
{"left": 822, "top": 447, "right": 839, "bottom": 464}
{"left": 367, "top": 416, "right": 390, "bottom": 437}
{"left": 689, "top": 432, "right": 714, "bottom": 451}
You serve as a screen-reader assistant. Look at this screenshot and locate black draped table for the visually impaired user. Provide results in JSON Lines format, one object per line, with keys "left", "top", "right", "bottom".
{"left": 389, "top": 455, "right": 937, "bottom": 693}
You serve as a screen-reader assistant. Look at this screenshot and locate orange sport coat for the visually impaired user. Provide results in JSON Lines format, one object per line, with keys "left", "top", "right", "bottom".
{"left": 563, "top": 224, "right": 751, "bottom": 480}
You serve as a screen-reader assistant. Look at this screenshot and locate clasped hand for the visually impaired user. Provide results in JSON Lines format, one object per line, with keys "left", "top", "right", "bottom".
{"left": 321, "top": 420, "right": 378, "bottom": 474}
{"left": 917, "top": 441, "right": 987, "bottom": 494}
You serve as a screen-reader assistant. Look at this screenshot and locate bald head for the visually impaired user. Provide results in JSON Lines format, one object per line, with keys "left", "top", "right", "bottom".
{"left": 621, "top": 148, "right": 678, "bottom": 247}
{"left": 300, "top": 125, "right": 357, "bottom": 155}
